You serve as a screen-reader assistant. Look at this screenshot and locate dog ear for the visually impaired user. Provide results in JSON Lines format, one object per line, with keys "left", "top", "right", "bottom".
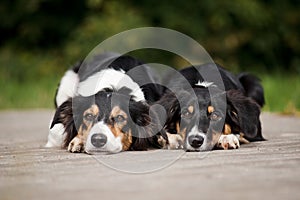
{"left": 155, "top": 90, "right": 182, "bottom": 134}
{"left": 226, "top": 90, "right": 264, "bottom": 141}
{"left": 128, "top": 100, "right": 167, "bottom": 150}
{"left": 49, "top": 98, "right": 78, "bottom": 148}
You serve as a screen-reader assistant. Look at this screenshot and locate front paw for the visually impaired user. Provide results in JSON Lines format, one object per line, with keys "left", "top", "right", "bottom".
{"left": 217, "top": 134, "right": 240, "bottom": 150}
{"left": 68, "top": 137, "right": 84, "bottom": 153}
{"left": 167, "top": 133, "right": 184, "bottom": 149}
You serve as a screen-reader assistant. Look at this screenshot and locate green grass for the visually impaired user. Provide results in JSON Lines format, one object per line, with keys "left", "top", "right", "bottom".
{"left": 0, "top": 72, "right": 299, "bottom": 115}
{"left": 0, "top": 77, "right": 59, "bottom": 110}
{"left": 0, "top": 48, "right": 64, "bottom": 110}
{"left": 261, "top": 74, "right": 300, "bottom": 115}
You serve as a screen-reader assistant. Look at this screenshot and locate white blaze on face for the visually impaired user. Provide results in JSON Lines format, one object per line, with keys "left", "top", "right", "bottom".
{"left": 185, "top": 125, "right": 207, "bottom": 151}
{"left": 85, "top": 121, "right": 123, "bottom": 154}
{"left": 77, "top": 69, "right": 145, "bottom": 102}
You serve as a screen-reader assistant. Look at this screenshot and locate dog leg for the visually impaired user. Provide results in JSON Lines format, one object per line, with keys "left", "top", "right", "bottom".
{"left": 217, "top": 134, "right": 240, "bottom": 150}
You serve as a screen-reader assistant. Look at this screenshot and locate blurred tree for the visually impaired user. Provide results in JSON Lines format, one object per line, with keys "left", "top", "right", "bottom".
{"left": 0, "top": 0, "right": 87, "bottom": 48}
{"left": 0, "top": 0, "right": 299, "bottom": 73}
{"left": 128, "top": 0, "right": 300, "bottom": 72}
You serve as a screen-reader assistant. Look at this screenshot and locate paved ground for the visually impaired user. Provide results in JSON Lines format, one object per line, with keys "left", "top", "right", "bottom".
{"left": 1, "top": 110, "right": 300, "bottom": 200}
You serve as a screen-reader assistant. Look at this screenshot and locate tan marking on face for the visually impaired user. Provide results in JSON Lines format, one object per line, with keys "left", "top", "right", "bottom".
{"left": 79, "top": 104, "right": 99, "bottom": 139}
{"left": 211, "top": 130, "right": 223, "bottom": 147}
{"left": 208, "top": 106, "right": 214, "bottom": 113}
{"left": 108, "top": 124, "right": 122, "bottom": 137}
{"left": 176, "top": 122, "right": 180, "bottom": 134}
{"left": 179, "top": 128, "right": 187, "bottom": 140}
{"left": 108, "top": 106, "right": 132, "bottom": 151}
{"left": 111, "top": 106, "right": 128, "bottom": 122}
{"left": 188, "top": 105, "right": 194, "bottom": 114}
{"left": 88, "top": 104, "right": 100, "bottom": 116}
{"left": 223, "top": 124, "right": 232, "bottom": 135}
{"left": 68, "top": 104, "right": 99, "bottom": 151}
{"left": 121, "top": 131, "right": 132, "bottom": 151}
{"left": 109, "top": 106, "right": 128, "bottom": 137}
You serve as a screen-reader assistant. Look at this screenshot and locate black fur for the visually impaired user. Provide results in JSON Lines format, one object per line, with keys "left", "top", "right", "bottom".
{"left": 50, "top": 54, "right": 166, "bottom": 152}
{"left": 237, "top": 73, "right": 265, "bottom": 107}
{"left": 76, "top": 53, "right": 164, "bottom": 103}
{"left": 226, "top": 90, "right": 264, "bottom": 141}
{"left": 158, "top": 63, "right": 265, "bottom": 151}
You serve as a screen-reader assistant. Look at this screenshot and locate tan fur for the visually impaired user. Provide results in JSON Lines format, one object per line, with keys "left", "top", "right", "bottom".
{"left": 109, "top": 106, "right": 132, "bottom": 151}
{"left": 188, "top": 105, "right": 194, "bottom": 114}
{"left": 176, "top": 122, "right": 180, "bottom": 134}
{"left": 178, "top": 128, "right": 187, "bottom": 141}
{"left": 239, "top": 133, "right": 250, "bottom": 144}
{"left": 208, "top": 106, "right": 214, "bottom": 113}
{"left": 223, "top": 124, "right": 232, "bottom": 135}
{"left": 68, "top": 104, "right": 99, "bottom": 152}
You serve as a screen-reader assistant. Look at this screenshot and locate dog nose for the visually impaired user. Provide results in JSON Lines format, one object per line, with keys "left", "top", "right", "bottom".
{"left": 91, "top": 133, "right": 107, "bottom": 148}
{"left": 188, "top": 135, "right": 204, "bottom": 148}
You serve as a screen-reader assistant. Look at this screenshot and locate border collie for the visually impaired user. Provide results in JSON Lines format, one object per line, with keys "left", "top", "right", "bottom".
{"left": 46, "top": 53, "right": 167, "bottom": 153}
{"left": 157, "top": 63, "right": 265, "bottom": 151}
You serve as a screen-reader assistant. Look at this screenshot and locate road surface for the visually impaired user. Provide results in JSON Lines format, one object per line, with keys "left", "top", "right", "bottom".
{"left": 1, "top": 110, "right": 300, "bottom": 200}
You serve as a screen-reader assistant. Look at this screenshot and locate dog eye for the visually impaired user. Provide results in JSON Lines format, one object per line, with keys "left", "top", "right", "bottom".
{"left": 84, "top": 113, "right": 95, "bottom": 121}
{"left": 181, "top": 110, "right": 193, "bottom": 118}
{"left": 210, "top": 111, "right": 221, "bottom": 121}
{"left": 114, "top": 115, "right": 126, "bottom": 123}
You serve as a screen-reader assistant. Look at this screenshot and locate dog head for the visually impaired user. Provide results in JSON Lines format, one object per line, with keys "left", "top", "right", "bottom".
{"left": 161, "top": 87, "right": 262, "bottom": 151}
{"left": 50, "top": 88, "right": 163, "bottom": 153}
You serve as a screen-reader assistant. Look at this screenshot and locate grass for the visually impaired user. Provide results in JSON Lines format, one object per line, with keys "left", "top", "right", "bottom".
{"left": 0, "top": 72, "right": 299, "bottom": 115}
{"left": 0, "top": 77, "right": 59, "bottom": 110}
{"left": 261, "top": 74, "right": 300, "bottom": 115}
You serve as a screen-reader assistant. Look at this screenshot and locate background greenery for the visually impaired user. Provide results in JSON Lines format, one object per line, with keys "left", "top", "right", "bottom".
{"left": 0, "top": 0, "right": 299, "bottom": 114}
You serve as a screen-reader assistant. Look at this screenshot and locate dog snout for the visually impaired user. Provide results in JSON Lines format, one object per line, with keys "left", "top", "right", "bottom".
{"left": 91, "top": 133, "right": 107, "bottom": 148}
{"left": 188, "top": 135, "right": 204, "bottom": 149}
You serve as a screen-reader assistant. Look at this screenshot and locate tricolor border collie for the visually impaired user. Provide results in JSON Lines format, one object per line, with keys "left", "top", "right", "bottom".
{"left": 157, "top": 63, "right": 265, "bottom": 151}
{"left": 46, "top": 53, "right": 167, "bottom": 153}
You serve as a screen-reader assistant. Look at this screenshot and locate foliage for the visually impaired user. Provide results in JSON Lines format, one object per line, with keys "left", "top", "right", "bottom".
{"left": 0, "top": 0, "right": 299, "bottom": 111}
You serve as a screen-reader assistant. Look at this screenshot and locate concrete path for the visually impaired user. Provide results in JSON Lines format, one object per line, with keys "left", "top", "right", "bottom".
{"left": 1, "top": 110, "right": 300, "bottom": 200}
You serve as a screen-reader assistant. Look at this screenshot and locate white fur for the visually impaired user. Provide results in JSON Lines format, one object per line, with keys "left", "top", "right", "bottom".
{"left": 166, "top": 133, "right": 184, "bottom": 149}
{"left": 185, "top": 125, "right": 207, "bottom": 151}
{"left": 56, "top": 70, "right": 79, "bottom": 107}
{"left": 217, "top": 134, "right": 240, "bottom": 149}
{"left": 195, "top": 80, "right": 216, "bottom": 88}
{"left": 77, "top": 68, "right": 145, "bottom": 102}
{"left": 85, "top": 121, "right": 123, "bottom": 154}
{"left": 45, "top": 123, "right": 65, "bottom": 147}
{"left": 67, "top": 137, "right": 83, "bottom": 152}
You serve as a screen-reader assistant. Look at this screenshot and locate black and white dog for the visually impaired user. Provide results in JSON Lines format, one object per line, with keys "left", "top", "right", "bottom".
{"left": 157, "top": 63, "right": 265, "bottom": 151}
{"left": 46, "top": 53, "right": 167, "bottom": 153}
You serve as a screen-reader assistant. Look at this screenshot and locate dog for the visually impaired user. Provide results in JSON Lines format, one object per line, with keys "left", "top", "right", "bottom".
{"left": 46, "top": 53, "right": 167, "bottom": 153}
{"left": 157, "top": 63, "right": 265, "bottom": 151}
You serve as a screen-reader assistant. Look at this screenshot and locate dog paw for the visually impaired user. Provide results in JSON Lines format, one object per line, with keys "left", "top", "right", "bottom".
{"left": 158, "top": 136, "right": 168, "bottom": 149}
{"left": 217, "top": 134, "right": 240, "bottom": 150}
{"left": 68, "top": 137, "right": 84, "bottom": 153}
{"left": 167, "top": 133, "right": 184, "bottom": 149}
